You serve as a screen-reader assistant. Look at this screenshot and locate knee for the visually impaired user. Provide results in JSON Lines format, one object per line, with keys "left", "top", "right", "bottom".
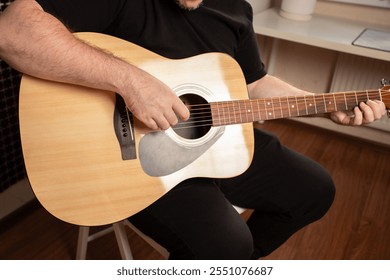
{"left": 169, "top": 224, "right": 254, "bottom": 260}
{"left": 304, "top": 169, "right": 336, "bottom": 221}
{"left": 199, "top": 225, "right": 254, "bottom": 260}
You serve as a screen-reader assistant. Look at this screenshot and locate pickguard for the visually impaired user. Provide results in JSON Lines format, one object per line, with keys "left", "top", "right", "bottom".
{"left": 139, "top": 126, "right": 225, "bottom": 177}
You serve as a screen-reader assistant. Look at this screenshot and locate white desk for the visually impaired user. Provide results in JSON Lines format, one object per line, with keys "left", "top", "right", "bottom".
{"left": 253, "top": 8, "right": 390, "bottom": 62}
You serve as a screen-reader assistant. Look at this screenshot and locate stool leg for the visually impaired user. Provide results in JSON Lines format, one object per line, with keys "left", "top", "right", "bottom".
{"left": 76, "top": 226, "right": 90, "bottom": 260}
{"left": 113, "top": 222, "right": 134, "bottom": 260}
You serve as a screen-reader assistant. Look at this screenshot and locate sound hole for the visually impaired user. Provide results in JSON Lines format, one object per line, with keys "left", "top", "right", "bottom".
{"left": 173, "top": 94, "right": 211, "bottom": 139}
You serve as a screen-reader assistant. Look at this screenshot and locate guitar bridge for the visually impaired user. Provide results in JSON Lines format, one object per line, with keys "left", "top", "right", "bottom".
{"left": 114, "top": 94, "right": 136, "bottom": 160}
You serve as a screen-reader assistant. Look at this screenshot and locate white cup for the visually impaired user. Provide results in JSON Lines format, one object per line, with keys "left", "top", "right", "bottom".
{"left": 246, "top": 0, "right": 272, "bottom": 14}
{"left": 280, "top": 0, "right": 317, "bottom": 21}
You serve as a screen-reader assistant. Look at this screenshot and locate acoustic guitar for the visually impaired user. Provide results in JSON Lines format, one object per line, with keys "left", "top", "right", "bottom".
{"left": 19, "top": 32, "right": 390, "bottom": 226}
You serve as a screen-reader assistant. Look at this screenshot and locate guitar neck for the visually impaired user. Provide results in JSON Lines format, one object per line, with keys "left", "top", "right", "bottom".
{"left": 210, "top": 89, "right": 383, "bottom": 126}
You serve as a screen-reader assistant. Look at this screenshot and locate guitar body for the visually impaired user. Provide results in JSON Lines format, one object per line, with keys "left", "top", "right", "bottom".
{"left": 19, "top": 32, "right": 254, "bottom": 226}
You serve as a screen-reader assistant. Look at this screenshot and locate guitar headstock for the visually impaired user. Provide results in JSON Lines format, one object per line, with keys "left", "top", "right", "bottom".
{"left": 380, "top": 79, "right": 390, "bottom": 118}
{"left": 382, "top": 85, "right": 390, "bottom": 110}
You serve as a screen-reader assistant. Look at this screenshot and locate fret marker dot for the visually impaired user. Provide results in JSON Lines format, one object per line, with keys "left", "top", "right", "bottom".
{"left": 291, "top": 105, "right": 295, "bottom": 108}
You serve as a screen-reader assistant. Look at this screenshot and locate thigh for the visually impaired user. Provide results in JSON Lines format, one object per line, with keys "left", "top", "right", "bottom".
{"left": 217, "top": 128, "right": 335, "bottom": 257}
{"left": 129, "top": 178, "right": 254, "bottom": 259}
{"left": 217, "top": 128, "right": 335, "bottom": 216}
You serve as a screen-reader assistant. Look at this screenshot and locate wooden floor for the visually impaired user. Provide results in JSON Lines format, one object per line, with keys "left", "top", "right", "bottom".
{"left": 1, "top": 119, "right": 389, "bottom": 260}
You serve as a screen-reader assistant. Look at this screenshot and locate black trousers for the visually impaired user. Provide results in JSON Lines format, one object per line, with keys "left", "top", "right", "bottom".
{"left": 129, "top": 128, "right": 336, "bottom": 259}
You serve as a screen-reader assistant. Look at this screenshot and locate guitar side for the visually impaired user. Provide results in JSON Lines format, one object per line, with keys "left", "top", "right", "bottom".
{"left": 19, "top": 32, "right": 253, "bottom": 226}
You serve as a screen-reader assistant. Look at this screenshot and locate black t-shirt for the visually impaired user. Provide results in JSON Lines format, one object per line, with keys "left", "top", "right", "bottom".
{"left": 36, "top": 0, "right": 266, "bottom": 84}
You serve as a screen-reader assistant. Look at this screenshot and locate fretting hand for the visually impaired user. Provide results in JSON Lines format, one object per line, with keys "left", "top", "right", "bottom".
{"left": 330, "top": 100, "right": 386, "bottom": 126}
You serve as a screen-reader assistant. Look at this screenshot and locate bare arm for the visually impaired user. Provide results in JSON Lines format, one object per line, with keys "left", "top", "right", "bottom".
{"left": 0, "top": 0, "right": 189, "bottom": 130}
{"left": 248, "top": 74, "right": 386, "bottom": 126}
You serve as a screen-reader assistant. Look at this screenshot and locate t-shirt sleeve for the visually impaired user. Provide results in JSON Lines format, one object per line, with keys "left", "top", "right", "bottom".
{"left": 235, "top": 1, "right": 267, "bottom": 84}
{"left": 35, "top": 0, "right": 126, "bottom": 32}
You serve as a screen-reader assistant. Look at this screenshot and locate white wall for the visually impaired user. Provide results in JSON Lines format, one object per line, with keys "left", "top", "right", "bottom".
{"left": 255, "top": 0, "right": 390, "bottom": 145}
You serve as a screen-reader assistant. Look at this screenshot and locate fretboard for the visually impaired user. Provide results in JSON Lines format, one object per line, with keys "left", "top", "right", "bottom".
{"left": 210, "top": 89, "right": 382, "bottom": 126}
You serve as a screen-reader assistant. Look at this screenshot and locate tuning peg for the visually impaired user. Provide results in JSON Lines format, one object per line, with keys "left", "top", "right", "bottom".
{"left": 381, "top": 78, "right": 388, "bottom": 87}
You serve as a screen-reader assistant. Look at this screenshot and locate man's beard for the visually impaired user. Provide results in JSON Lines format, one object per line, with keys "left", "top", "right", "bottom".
{"left": 173, "top": 0, "right": 203, "bottom": 11}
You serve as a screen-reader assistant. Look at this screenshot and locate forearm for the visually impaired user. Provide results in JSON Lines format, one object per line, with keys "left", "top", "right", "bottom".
{"left": 0, "top": 0, "right": 189, "bottom": 130}
{"left": 0, "top": 0, "right": 132, "bottom": 94}
{"left": 247, "top": 74, "right": 311, "bottom": 99}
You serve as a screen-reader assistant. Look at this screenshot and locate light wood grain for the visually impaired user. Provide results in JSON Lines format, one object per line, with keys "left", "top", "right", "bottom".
{"left": 18, "top": 32, "right": 253, "bottom": 226}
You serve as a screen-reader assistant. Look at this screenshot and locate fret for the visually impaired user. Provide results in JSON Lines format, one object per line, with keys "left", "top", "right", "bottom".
{"left": 213, "top": 101, "right": 229, "bottom": 126}
{"left": 287, "top": 96, "right": 299, "bottom": 117}
{"left": 303, "top": 95, "right": 309, "bottom": 115}
{"left": 265, "top": 99, "right": 273, "bottom": 120}
{"left": 262, "top": 99, "right": 269, "bottom": 120}
{"left": 333, "top": 92, "right": 348, "bottom": 111}
{"left": 344, "top": 92, "right": 358, "bottom": 110}
{"left": 238, "top": 100, "right": 246, "bottom": 123}
{"left": 272, "top": 99, "right": 276, "bottom": 118}
{"left": 295, "top": 96, "right": 300, "bottom": 116}
{"left": 304, "top": 95, "right": 317, "bottom": 115}
{"left": 254, "top": 99, "right": 260, "bottom": 121}
{"left": 368, "top": 89, "right": 381, "bottom": 101}
{"left": 227, "top": 100, "right": 238, "bottom": 125}
{"left": 225, "top": 101, "right": 232, "bottom": 125}
{"left": 231, "top": 101, "right": 237, "bottom": 124}
{"left": 220, "top": 101, "right": 228, "bottom": 126}
{"left": 278, "top": 97, "right": 284, "bottom": 118}
{"left": 324, "top": 94, "right": 336, "bottom": 112}
{"left": 323, "top": 94, "right": 328, "bottom": 112}
{"left": 343, "top": 93, "right": 348, "bottom": 110}
{"left": 214, "top": 102, "right": 221, "bottom": 126}
{"left": 236, "top": 100, "right": 243, "bottom": 124}
{"left": 256, "top": 99, "right": 268, "bottom": 121}
{"left": 210, "top": 102, "right": 219, "bottom": 126}
{"left": 241, "top": 100, "right": 252, "bottom": 123}
{"left": 286, "top": 96, "right": 292, "bottom": 117}
{"left": 220, "top": 101, "right": 227, "bottom": 126}
{"left": 333, "top": 94, "right": 338, "bottom": 112}
{"left": 296, "top": 96, "right": 307, "bottom": 116}
{"left": 249, "top": 100, "right": 255, "bottom": 122}
{"left": 279, "top": 96, "right": 290, "bottom": 118}
{"left": 271, "top": 97, "right": 283, "bottom": 119}
{"left": 245, "top": 100, "right": 254, "bottom": 123}
{"left": 314, "top": 94, "right": 326, "bottom": 114}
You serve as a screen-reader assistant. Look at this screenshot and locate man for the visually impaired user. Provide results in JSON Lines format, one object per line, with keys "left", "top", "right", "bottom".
{"left": 0, "top": 0, "right": 386, "bottom": 259}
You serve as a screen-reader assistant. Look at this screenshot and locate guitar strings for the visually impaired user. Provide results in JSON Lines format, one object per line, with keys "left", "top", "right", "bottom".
{"left": 171, "top": 90, "right": 390, "bottom": 130}
{"left": 175, "top": 91, "right": 390, "bottom": 129}
{"left": 185, "top": 90, "right": 390, "bottom": 112}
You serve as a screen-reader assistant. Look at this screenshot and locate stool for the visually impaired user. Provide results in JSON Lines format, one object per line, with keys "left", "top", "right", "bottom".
{"left": 76, "top": 206, "right": 246, "bottom": 260}
{"left": 76, "top": 220, "right": 169, "bottom": 260}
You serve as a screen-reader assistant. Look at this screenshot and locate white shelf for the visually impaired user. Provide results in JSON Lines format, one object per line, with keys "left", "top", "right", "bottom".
{"left": 253, "top": 8, "right": 390, "bottom": 61}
